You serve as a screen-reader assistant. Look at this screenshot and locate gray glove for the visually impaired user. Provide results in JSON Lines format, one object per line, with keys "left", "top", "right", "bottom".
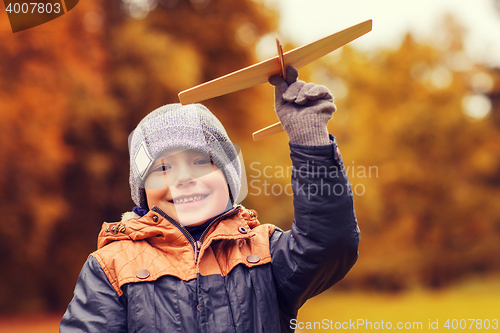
{"left": 269, "top": 66, "right": 336, "bottom": 145}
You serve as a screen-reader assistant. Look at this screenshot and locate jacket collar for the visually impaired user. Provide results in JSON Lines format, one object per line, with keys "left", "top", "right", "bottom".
{"left": 97, "top": 206, "right": 259, "bottom": 250}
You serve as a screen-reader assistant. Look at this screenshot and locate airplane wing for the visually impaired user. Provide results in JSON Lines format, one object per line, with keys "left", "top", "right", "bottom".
{"left": 178, "top": 19, "right": 372, "bottom": 105}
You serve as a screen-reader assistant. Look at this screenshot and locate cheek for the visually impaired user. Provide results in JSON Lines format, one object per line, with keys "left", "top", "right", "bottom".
{"left": 145, "top": 188, "right": 167, "bottom": 206}
{"left": 209, "top": 171, "right": 230, "bottom": 200}
{"left": 144, "top": 174, "right": 169, "bottom": 189}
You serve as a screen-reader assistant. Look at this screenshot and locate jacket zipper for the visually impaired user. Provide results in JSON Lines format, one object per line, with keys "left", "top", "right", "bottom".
{"left": 194, "top": 206, "right": 240, "bottom": 262}
{"left": 151, "top": 206, "right": 240, "bottom": 263}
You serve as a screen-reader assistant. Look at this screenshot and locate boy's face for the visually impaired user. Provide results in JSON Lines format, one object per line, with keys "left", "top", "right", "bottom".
{"left": 144, "top": 149, "right": 230, "bottom": 227}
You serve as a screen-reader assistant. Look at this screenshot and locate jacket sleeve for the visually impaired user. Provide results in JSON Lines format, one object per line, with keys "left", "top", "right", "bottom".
{"left": 60, "top": 256, "right": 128, "bottom": 333}
{"left": 269, "top": 135, "right": 359, "bottom": 325}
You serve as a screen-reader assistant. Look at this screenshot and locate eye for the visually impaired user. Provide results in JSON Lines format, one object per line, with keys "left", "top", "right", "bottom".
{"left": 153, "top": 164, "right": 171, "bottom": 173}
{"left": 194, "top": 158, "right": 212, "bottom": 166}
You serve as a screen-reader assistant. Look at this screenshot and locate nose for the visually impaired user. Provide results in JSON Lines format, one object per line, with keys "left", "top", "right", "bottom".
{"left": 172, "top": 165, "right": 197, "bottom": 187}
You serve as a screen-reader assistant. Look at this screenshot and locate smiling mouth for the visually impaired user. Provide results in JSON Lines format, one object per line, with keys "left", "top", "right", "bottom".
{"left": 173, "top": 194, "right": 208, "bottom": 205}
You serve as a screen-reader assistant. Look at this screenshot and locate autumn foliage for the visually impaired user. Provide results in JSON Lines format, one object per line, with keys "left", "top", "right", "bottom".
{"left": 0, "top": 0, "right": 499, "bottom": 314}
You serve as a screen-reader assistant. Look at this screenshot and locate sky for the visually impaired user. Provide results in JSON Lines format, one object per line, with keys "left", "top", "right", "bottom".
{"left": 266, "top": 0, "right": 500, "bottom": 67}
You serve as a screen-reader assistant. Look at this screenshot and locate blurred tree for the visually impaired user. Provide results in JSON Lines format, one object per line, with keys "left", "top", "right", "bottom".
{"left": 0, "top": 0, "right": 277, "bottom": 313}
{"left": 0, "top": 0, "right": 111, "bottom": 313}
{"left": 495, "top": 0, "right": 500, "bottom": 16}
{"left": 313, "top": 17, "right": 500, "bottom": 291}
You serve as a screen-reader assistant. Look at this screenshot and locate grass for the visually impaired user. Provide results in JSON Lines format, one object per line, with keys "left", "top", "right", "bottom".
{"left": 296, "top": 275, "right": 500, "bottom": 332}
{"left": 0, "top": 276, "right": 498, "bottom": 332}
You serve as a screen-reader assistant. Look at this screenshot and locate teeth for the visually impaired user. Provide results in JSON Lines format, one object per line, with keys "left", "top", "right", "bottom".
{"left": 173, "top": 195, "right": 206, "bottom": 204}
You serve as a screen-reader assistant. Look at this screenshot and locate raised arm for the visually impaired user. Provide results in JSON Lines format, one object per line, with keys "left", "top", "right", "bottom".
{"left": 268, "top": 66, "right": 359, "bottom": 329}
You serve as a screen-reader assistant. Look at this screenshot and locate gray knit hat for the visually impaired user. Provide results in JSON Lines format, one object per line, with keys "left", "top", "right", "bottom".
{"left": 129, "top": 103, "right": 241, "bottom": 211}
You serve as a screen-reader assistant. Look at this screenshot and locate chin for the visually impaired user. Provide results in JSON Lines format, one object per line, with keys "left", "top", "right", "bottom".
{"left": 177, "top": 210, "right": 218, "bottom": 227}
{"left": 177, "top": 202, "right": 229, "bottom": 227}
{"left": 175, "top": 195, "right": 229, "bottom": 227}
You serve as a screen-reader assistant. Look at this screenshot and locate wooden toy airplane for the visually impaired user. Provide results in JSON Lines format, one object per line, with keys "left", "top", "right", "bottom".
{"left": 178, "top": 19, "right": 372, "bottom": 141}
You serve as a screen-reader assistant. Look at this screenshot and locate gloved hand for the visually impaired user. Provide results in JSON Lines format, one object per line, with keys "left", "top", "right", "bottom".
{"left": 269, "top": 66, "right": 336, "bottom": 145}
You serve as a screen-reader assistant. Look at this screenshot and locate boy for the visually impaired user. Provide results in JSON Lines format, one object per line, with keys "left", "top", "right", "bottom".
{"left": 60, "top": 66, "right": 359, "bottom": 332}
